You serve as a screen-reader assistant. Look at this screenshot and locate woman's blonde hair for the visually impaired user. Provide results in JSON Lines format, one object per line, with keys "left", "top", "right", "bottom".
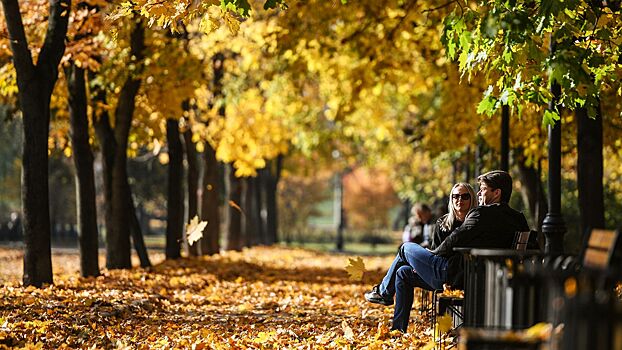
{"left": 441, "top": 182, "right": 477, "bottom": 231}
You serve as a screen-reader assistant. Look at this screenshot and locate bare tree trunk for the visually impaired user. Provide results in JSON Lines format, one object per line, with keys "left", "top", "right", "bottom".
{"left": 166, "top": 118, "right": 184, "bottom": 259}
{"left": 200, "top": 145, "right": 221, "bottom": 255}
{"left": 263, "top": 156, "right": 283, "bottom": 245}
{"left": 128, "top": 192, "right": 151, "bottom": 267}
{"left": 182, "top": 128, "right": 199, "bottom": 256}
{"left": 243, "top": 177, "right": 259, "bottom": 247}
{"left": 577, "top": 106, "right": 605, "bottom": 235}
{"left": 515, "top": 152, "right": 548, "bottom": 232}
{"left": 255, "top": 173, "right": 267, "bottom": 244}
{"left": 225, "top": 165, "right": 243, "bottom": 251}
{"left": 92, "top": 83, "right": 115, "bottom": 262}
{"left": 66, "top": 63, "right": 99, "bottom": 277}
{"left": 105, "top": 22, "right": 145, "bottom": 269}
{"left": 1, "top": 0, "right": 71, "bottom": 286}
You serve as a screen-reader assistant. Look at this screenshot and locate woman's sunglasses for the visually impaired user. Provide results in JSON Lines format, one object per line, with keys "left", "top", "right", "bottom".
{"left": 451, "top": 193, "right": 471, "bottom": 201}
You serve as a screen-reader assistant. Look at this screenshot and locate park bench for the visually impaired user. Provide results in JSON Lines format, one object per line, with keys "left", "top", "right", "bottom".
{"left": 430, "top": 230, "right": 536, "bottom": 349}
{"left": 459, "top": 228, "right": 622, "bottom": 350}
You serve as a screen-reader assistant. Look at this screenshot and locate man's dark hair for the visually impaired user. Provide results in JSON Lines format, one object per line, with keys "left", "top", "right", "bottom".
{"left": 477, "top": 170, "right": 512, "bottom": 203}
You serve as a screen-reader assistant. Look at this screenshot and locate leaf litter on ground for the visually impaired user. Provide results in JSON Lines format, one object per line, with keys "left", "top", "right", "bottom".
{"left": 0, "top": 246, "right": 436, "bottom": 349}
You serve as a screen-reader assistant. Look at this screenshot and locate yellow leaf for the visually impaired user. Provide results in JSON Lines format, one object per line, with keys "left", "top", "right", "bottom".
{"left": 525, "top": 322, "right": 552, "bottom": 340}
{"left": 345, "top": 257, "right": 365, "bottom": 281}
{"left": 253, "top": 331, "right": 274, "bottom": 343}
{"left": 228, "top": 200, "right": 244, "bottom": 215}
{"left": 186, "top": 215, "right": 208, "bottom": 245}
{"left": 341, "top": 320, "right": 354, "bottom": 341}
{"left": 437, "top": 313, "right": 453, "bottom": 334}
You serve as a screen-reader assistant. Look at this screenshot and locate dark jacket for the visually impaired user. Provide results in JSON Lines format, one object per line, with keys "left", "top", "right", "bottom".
{"left": 431, "top": 202, "right": 529, "bottom": 288}
{"left": 430, "top": 214, "right": 463, "bottom": 250}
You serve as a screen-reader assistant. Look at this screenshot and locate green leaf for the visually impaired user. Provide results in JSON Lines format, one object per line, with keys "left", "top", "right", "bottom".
{"left": 542, "top": 110, "right": 560, "bottom": 127}
{"left": 477, "top": 94, "right": 497, "bottom": 116}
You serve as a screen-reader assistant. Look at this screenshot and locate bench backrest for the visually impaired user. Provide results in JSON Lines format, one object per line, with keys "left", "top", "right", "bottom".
{"left": 582, "top": 229, "right": 620, "bottom": 270}
{"left": 513, "top": 230, "right": 536, "bottom": 252}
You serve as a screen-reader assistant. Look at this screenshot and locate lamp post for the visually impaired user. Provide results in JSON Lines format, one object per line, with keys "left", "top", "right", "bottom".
{"left": 541, "top": 41, "right": 567, "bottom": 254}
{"left": 501, "top": 104, "right": 510, "bottom": 171}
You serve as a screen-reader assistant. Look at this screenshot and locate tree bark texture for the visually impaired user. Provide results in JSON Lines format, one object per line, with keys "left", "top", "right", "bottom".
{"left": 166, "top": 119, "right": 184, "bottom": 259}
{"left": 262, "top": 156, "right": 282, "bottom": 245}
{"left": 255, "top": 172, "right": 267, "bottom": 244}
{"left": 105, "top": 20, "right": 146, "bottom": 269}
{"left": 515, "top": 152, "right": 548, "bottom": 232}
{"left": 577, "top": 106, "right": 605, "bottom": 235}
{"left": 183, "top": 129, "right": 199, "bottom": 256}
{"left": 1, "top": 0, "right": 71, "bottom": 286}
{"left": 226, "top": 165, "right": 243, "bottom": 251}
{"left": 92, "top": 89, "right": 116, "bottom": 265}
{"left": 243, "top": 177, "right": 259, "bottom": 247}
{"left": 200, "top": 145, "right": 221, "bottom": 255}
{"left": 128, "top": 193, "right": 151, "bottom": 267}
{"left": 197, "top": 52, "right": 225, "bottom": 255}
{"left": 66, "top": 64, "right": 100, "bottom": 277}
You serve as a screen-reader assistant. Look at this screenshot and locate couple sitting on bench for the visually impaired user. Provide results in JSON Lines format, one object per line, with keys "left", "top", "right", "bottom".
{"left": 365, "top": 170, "right": 530, "bottom": 333}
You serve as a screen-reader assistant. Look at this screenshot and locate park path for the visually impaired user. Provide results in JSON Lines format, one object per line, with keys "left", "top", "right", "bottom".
{"left": 0, "top": 246, "right": 434, "bottom": 349}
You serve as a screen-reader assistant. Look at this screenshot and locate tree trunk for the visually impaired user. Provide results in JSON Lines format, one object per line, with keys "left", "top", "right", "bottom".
{"left": 107, "top": 21, "right": 145, "bottom": 269}
{"left": 263, "top": 156, "right": 283, "bottom": 245}
{"left": 197, "top": 53, "right": 225, "bottom": 255}
{"left": 2, "top": 0, "right": 71, "bottom": 286}
{"left": 200, "top": 144, "right": 220, "bottom": 255}
{"left": 501, "top": 104, "right": 510, "bottom": 171}
{"left": 515, "top": 152, "right": 548, "bottom": 232}
{"left": 226, "top": 165, "right": 243, "bottom": 251}
{"left": 66, "top": 63, "right": 99, "bottom": 277}
{"left": 128, "top": 191, "right": 151, "bottom": 267}
{"left": 166, "top": 118, "right": 184, "bottom": 259}
{"left": 92, "top": 84, "right": 115, "bottom": 261}
{"left": 577, "top": 106, "right": 605, "bottom": 235}
{"left": 243, "top": 177, "right": 258, "bottom": 247}
{"left": 255, "top": 172, "right": 267, "bottom": 244}
{"left": 183, "top": 128, "right": 199, "bottom": 256}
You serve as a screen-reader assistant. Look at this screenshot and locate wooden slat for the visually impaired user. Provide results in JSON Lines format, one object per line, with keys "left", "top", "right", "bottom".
{"left": 587, "top": 229, "right": 616, "bottom": 250}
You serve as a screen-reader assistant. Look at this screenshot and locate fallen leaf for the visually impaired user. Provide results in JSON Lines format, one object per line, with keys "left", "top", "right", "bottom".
{"left": 341, "top": 320, "right": 354, "bottom": 341}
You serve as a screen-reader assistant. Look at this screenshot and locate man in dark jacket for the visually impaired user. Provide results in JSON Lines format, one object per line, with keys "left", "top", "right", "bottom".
{"left": 364, "top": 170, "right": 529, "bottom": 333}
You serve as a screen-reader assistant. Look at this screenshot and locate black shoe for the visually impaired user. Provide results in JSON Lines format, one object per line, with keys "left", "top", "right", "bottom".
{"left": 364, "top": 285, "right": 393, "bottom": 306}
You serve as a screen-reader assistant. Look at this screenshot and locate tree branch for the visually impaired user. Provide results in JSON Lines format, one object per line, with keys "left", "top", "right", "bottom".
{"left": 422, "top": 0, "right": 458, "bottom": 14}
{"left": 38, "top": 0, "right": 71, "bottom": 84}
{"left": 0, "top": 0, "right": 35, "bottom": 78}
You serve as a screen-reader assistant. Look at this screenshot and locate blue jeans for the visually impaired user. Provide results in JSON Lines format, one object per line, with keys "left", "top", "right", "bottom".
{"left": 378, "top": 242, "right": 448, "bottom": 332}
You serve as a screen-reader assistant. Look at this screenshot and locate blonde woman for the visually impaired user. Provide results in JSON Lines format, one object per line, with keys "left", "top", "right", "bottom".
{"left": 430, "top": 183, "right": 477, "bottom": 249}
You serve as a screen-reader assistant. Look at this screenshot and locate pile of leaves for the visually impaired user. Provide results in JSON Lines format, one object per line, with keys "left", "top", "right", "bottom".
{"left": 0, "top": 247, "right": 435, "bottom": 349}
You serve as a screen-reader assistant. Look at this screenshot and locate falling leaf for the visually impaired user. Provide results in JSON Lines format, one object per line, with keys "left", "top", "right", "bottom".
{"left": 228, "top": 200, "right": 244, "bottom": 215}
{"left": 437, "top": 313, "right": 453, "bottom": 334}
{"left": 345, "top": 257, "right": 365, "bottom": 281}
{"left": 525, "top": 322, "right": 552, "bottom": 340}
{"left": 186, "top": 215, "right": 208, "bottom": 245}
